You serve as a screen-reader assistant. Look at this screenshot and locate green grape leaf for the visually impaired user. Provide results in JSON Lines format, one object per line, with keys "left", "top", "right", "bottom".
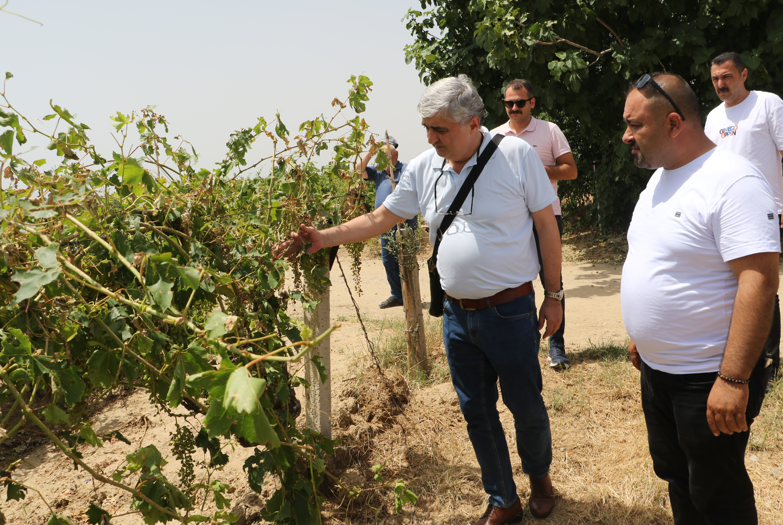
{"left": 104, "top": 430, "right": 131, "bottom": 445}
{"left": 46, "top": 514, "right": 76, "bottom": 525}
{"left": 0, "top": 130, "right": 13, "bottom": 155}
{"left": 79, "top": 424, "right": 103, "bottom": 447}
{"left": 11, "top": 268, "right": 61, "bottom": 304}
{"left": 55, "top": 366, "right": 86, "bottom": 407}
{"left": 223, "top": 368, "right": 266, "bottom": 414}
{"left": 85, "top": 503, "right": 111, "bottom": 524}
{"left": 86, "top": 348, "right": 120, "bottom": 388}
{"left": 204, "top": 311, "right": 228, "bottom": 339}
{"left": 35, "top": 243, "right": 60, "bottom": 269}
{"left": 235, "top": 411, "right": 280, "bottom": 448}
{"left": 149, "top": 278, "right": 174, "bottom": 312}
{"left": 42, "top": 405, "right": 70, "bottom": 425}
{"left": 176, "top": 266, "right": 201, "bottom": 290}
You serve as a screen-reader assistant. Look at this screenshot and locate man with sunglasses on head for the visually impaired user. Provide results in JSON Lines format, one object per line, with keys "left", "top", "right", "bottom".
{"left": 355, "top": 136, "right": 418, "bottom": 309}
{"left": 622, "top": 72, "right": 779, "bottom": 524}
{"left": 704, "top": 52, "right": 783, "bottom": 383}
{"left": 277, "top": 75, "right": 564, "bottom": 524}
{"left": 492, "top": 79, "right": 577, "bottom": 370}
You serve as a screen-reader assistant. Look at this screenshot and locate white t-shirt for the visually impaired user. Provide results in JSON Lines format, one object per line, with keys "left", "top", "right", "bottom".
{"left": 383, "top": 130, "right": 556, "bottom": 299}
{"left": 621, "top": 148, "right": 780, "bottom": 374}
{"left": 705, "top": 91, "right": 783, "bottom": 214}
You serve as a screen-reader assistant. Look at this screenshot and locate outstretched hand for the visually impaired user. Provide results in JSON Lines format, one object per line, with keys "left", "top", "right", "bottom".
{"left": 273, "top": 224, "right": 324, "bottom": 261}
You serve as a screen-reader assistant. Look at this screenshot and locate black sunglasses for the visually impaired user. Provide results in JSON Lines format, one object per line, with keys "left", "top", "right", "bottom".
{"left": 636, "top": 74, "right": 686, "bottom": 121}
{"left": 502, "top": 98, "right": 533, "bottom": 109}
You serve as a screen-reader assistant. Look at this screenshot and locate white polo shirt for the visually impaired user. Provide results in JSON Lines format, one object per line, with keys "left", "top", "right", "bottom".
{"left": 705, "top": 91, "right": 783, "bottom": 214}
{"left": 621, "top": 148, "right": 780, "bottom": 374}
{"left": 383, "top": 129, "right": 556, "bottom": 299}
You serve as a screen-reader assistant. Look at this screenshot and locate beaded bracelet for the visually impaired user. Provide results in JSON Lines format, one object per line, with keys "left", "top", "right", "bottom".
{"left": 717, "top": 371, "right": 750, "bottom": 385}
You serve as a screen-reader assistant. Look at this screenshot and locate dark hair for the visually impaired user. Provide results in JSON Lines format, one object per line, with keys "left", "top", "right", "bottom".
{"left": 712, "top": 52, "right": 747, "bottom": 73}
{"left": 504, "top": 79, "right": 535, "bottom": 99}
{"left": 628, "top": 72, "right": 701, "bottom": 122}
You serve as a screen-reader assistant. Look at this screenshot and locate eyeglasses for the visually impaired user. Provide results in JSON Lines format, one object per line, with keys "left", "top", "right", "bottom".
{"left": 636, "top": 74, "right": 686, "bottom": 121}
{"left": 502, "top": 98, "right": 533, "bottom": 109}
{"left": 434, "top": 165, "right": 474, "bottom": 216}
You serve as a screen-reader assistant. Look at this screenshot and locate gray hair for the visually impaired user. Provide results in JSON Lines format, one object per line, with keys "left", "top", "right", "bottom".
{"left": 417, "top": 74, "right": 485, "bottom": 125}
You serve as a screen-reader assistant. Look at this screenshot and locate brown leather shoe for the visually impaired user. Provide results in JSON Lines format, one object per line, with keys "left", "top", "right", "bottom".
{"left": 528, "top": 474, "right": 556, "bottom": 518}
{"left": 473, "top": 499, "right": 523, "bottom": 525}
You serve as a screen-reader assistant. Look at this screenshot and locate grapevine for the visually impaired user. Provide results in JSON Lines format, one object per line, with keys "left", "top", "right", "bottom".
{"left": 0, "top": 72, "right": 377, "bottom": 524}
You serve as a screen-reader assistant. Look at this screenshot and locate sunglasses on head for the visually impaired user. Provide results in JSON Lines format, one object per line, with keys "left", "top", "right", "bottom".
{"left": 636, "top": 74, "right": 686, "bottom": 121}
{"left": 502, "top": 98, "right": 533, "bottom": 109}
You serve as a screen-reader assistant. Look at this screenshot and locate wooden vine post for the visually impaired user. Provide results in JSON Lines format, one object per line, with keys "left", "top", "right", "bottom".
{"left": 304, "top": 277, "right": 332, "bottom": 439}
{"left": 399, "top": 226, "right": 429, "bottom": 373}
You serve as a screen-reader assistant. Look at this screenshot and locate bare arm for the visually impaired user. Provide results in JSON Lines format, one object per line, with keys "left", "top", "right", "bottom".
{"left": 706, "top": 251, "right": 779, "bottom": 436}
{"left": 543, "top": 152, "right": 577, "bottom": 181}
{"left": 531, "top": 204, "right": 563, "bottom": 337}
{"left": 354, "top": 144, "right": 378, "bottom": 180}
{"left": 274, "top": 205, "right": 403, "bottom": 259}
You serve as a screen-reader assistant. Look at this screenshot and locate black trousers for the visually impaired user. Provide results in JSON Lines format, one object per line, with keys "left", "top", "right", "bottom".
{"left": 640, "top": 358, "right": 767, "bottom": 525}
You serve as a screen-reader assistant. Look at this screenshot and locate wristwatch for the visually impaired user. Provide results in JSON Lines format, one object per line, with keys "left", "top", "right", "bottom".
{"left": 544, "top": 289, "right": 564, "bottom": 301}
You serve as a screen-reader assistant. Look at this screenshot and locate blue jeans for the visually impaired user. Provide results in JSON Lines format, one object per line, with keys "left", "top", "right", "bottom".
{"left": 443, "top": 292, "right": 552, "bottom": 508}
{"left": 380, "top": 220, "right": 417, "bottom": 302}
{"left": 532, "top": 215, "right": 565, "bottom": 351}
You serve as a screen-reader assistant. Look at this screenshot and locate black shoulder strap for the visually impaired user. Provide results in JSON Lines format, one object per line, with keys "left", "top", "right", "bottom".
{"left": 430, "top": 133, "right": 505, "bottom": 262}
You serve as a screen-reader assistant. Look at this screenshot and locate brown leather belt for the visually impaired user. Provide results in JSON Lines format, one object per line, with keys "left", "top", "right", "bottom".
{"left": 444, "top": 282, "right": 533, "bottom": 311}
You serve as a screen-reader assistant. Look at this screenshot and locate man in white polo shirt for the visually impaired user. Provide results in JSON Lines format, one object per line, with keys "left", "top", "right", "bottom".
{"left": 622, "top": 72, "right": 779, "bottom": 524}
{"left": 278, "top": 75, "right": 564, "bottom": 524}
{"left": 492, "top": 79, "right": 577, "bottom": 370}
{"left": 704, "top": 51, "right": 783, "bottom": 381}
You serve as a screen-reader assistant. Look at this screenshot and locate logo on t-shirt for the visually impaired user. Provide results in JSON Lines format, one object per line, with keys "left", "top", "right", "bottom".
{"left": 768, "top": 213, "right": 775, "bottom": 220}
{"left": 719, "top": 125, "right": 739, "bottom": 139}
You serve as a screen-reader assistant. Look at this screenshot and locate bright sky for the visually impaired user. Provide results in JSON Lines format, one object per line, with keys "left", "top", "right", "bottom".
{"left": 1, "top": 0, "right": 433, "bottom": 172}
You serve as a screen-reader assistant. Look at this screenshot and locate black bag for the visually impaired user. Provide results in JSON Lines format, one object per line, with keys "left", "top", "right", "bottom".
{"left": 427, "top": 134, "right": 505, "bottom": 317}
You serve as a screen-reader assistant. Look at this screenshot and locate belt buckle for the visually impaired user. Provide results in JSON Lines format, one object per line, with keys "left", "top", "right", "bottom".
{"left": 458, "top": 299, "right": 476, "bottom": 311}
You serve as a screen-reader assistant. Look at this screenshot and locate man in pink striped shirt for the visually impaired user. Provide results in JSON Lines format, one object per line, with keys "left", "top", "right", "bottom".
{"left": 492, "top": 79, "right": 578, "bottom": 369}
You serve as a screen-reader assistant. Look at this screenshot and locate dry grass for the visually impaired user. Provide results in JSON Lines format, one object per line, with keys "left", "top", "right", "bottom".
{"left": 327, "top": 339, "right": 783, "bottom": 524}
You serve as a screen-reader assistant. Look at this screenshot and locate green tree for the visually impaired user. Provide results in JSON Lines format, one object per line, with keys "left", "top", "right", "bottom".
{"left": 405, "top": 0, "right": 783, "bottom": 230}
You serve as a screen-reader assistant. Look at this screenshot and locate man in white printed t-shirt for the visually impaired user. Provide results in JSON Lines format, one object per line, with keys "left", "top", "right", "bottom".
{"left": 622, "top": 72, "right": 779, "bottom": 525}
{"left": 492, "top": 79, "right": 577, "bottom": 370}
{"left": 704, "top": 51, "right": 783, "bottom": 381}
{"left": 277, "top": 75, "right": 564, "bottom": 524}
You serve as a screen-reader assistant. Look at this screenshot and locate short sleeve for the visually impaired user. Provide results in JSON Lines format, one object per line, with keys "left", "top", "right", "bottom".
{"left": 766, "top": 95, "right": 783, "bottom": 151}
{"left": 712, "top": 175, "right": 781, "bottom": 262}
{"left": 549, "top": 124, "right": 572, "bottom": 159}
{"left": 382, "top": 166, "right": 421, "bottom": 220}
{"left": 520, "top": 147, "right": 557, "bottom": 213}
{"left": 365, "top": 165, "right": 383, "bottom": 184}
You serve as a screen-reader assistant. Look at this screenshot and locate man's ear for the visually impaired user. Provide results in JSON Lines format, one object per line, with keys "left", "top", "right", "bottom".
{"left": 530, "top": 98, "right": 536, "bottom": 110}
{"left": 668, "top": 113, "right": 685, "bottom": 138}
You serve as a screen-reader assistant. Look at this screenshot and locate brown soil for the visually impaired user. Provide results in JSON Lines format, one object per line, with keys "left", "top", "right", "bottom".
{"left": 3, "top": 241, "right": 782, "bottom": 525}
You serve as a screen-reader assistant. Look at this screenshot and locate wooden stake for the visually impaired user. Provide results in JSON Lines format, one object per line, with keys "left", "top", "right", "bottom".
{"left": 304, "top": 279, "right": 331, "bottom": 438}
{"left": 399, "top": 227, "right": 429, "bottom": 373}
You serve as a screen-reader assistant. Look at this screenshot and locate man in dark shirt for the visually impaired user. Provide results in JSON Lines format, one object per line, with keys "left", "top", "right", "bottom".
{"left": 356, "top": 136, "right": 418, "bottom": 309}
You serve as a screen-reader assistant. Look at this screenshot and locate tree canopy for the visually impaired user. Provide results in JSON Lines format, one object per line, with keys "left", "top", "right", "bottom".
{"left": 404, "top": 0, "right": 783, "bottom": 230}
